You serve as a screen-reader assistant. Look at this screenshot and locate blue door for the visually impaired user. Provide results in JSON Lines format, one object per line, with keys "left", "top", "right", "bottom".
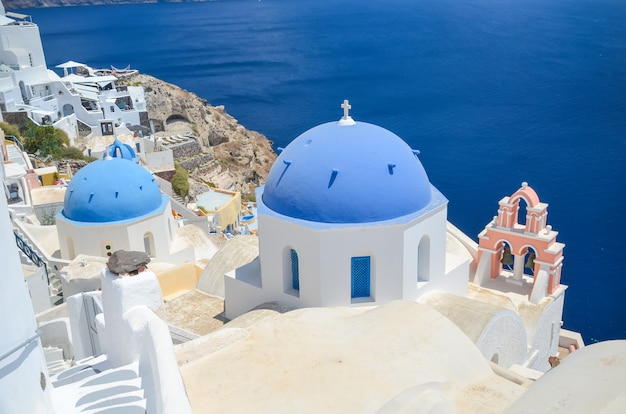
{"left": 351, "top": 256, "right": 370, "bottom": 298}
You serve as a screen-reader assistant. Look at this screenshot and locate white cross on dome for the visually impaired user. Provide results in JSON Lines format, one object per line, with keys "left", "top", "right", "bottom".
{"left": 339, "top": 99, "right": 356, "bottom": 126}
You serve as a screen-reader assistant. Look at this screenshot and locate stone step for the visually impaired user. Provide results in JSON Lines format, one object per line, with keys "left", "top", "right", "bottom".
{"left": 171, "top": 192, "right": 185, "bottom": 204}
{"left": 51, "top": 356, "right": 147, "bottom": 413}
{"left": 48, "top": 360, "right": 72, "bottom": 375}
{"left": 50, "top": 277, "right": 61, "bottom": 287}
{"left": 43, "top": 346, "right": 73, "bottom": 375}
{"left": 81, "top": 399, "right": 147, "bottom": 414}
{"left": 50, "top": 276, "right": 62, "bottom": 291}
{"left": 73, "top": 371, "right": 145, "bottom": 413}
{"left": 50, "top": 294, "right": 64, "bottom": 306}
{"left": 44, "top": 346, "right": 64, "bottom": 362}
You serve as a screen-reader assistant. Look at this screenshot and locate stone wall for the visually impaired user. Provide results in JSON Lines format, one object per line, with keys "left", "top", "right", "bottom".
{"left": 155, "top": 170, "right": 176, "bottom": 182}
{"left": 170, "top": 141, "right": 202, "bottom": 159}
{"left": 55, "top": 160, "right": 88, "bottom": 176}
{"left": 178, "top": 154, "right": 215, "bottom": 172}
{"left": 2, "top": 111, "right": 28, "bottom": 127}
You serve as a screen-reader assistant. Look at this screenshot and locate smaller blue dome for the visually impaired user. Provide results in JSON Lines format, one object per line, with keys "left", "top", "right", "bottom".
{"left": 262, "top": 121, "right": 432, "bottom": 223}
{"left": 63, "top": 157, "right": 163, "bottom": 223}
{"left": 105, "top": 139, "right": 137, "bottom": 161}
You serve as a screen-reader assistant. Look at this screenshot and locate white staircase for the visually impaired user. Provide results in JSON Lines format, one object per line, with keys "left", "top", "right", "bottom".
{"left": 5, "top": 142, "right": 28, "bottom": 166}
{"left": 48, "top": 273, "right": 63, "bottom": 305}
{"left": 43, "top": 346, "right": 73, "bottom": 375}
{"left": 50, "top": 355, "right": 147, "bottom": 413}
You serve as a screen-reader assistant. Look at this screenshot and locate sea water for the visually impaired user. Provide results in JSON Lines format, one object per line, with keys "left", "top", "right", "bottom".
{"left": 21, "top": 0, "right": 626, "bottom": 342}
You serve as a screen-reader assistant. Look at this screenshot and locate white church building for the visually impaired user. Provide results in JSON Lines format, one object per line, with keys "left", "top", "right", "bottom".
{"left": 55, "top": 140, "right": 194, "bottom": 264}
{"left": 225, "top": 102, "right": 568, "bottom": 372}
{"left": 226, "top": 103, "right": 467, "bottom": 314}
{"left": 3, "top": 100, "right": 626, "bottom": 413}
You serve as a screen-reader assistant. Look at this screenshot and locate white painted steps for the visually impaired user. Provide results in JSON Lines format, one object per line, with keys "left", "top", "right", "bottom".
{"left": 43, "top": 346, "right": 72, "bottom": 375}
{"left": 50, "top": 354, "right": 147, "bottom": 413}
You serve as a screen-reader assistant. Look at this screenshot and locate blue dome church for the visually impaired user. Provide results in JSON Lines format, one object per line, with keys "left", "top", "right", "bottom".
{"left": 225, "top": 101, "right": 468, "bottom": 318}
{"left": 56, "top": 141, "right": 194, "bottom": 264}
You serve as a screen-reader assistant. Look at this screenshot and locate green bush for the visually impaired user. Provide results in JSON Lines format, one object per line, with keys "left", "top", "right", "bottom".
{"left": 171, "top": 164, "right": 190, "bottom": 198}
{"left": 22, "top": 120, "right": 70, "bottom": 158}
{"left": 242, "top": 193, "right": 256, "bottom": 203}
{"left": 54, "top": 146, "right": 85, "bottom": 160}
{"left": 0, "top": 122, "right": 21, "bottom": 138}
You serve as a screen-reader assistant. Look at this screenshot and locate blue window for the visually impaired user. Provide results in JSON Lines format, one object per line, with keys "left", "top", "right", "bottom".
{"left": 351, "top": 256, "right": 370, "bottom": 298}
{"left": 290, "top": 249, "right": 300, "bottom": 290}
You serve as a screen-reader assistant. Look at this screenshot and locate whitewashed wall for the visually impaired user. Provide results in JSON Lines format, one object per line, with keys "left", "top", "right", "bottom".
{"left": 0, "top": 186, "right": 55, "bottom": 413}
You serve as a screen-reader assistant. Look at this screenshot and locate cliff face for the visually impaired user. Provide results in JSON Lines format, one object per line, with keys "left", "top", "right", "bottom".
{"left": 123, "top": 73, "right": 276, "bottom": 196}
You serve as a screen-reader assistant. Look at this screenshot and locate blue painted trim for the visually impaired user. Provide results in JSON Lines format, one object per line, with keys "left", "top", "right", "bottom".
{"left": 351, "top": 256, "right": 370, "bottom": 298}
{"left": 290, "top": 249, "right": 300, "bottom": 291}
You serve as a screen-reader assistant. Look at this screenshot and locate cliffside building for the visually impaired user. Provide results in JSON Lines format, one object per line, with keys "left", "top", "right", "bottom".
{"left": 0, "top": 2, "right": 147, "bottom": 143}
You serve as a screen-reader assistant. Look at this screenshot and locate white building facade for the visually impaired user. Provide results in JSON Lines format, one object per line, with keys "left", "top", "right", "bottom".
{"left": 55, "top": 144, "right": 193, "bottom": 265}
{"left": 0, "top": 3, "right": 147, "bottom": 142}
{"left": 0, "top": 173, "right": 55, "bottom": 413}
{"left": 225, "top": 109, "right": 469, "bottom": 318}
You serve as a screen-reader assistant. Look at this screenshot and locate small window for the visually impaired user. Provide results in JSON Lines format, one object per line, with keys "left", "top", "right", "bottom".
{"left": 418, "top": 236, "right": 430, "bottom": 282}
{"left": 290, "top": 249, "right": 300, "bottom": 290}
{"left": 144, "top": 232, "right": 155, "bottom": 257}
{"left": 103, "top": 242, "right": 113, "bottom": 257}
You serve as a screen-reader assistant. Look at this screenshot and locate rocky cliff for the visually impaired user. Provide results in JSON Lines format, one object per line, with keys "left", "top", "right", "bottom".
{"left": 123, "top": 73, "right": 276, "bottom": 197}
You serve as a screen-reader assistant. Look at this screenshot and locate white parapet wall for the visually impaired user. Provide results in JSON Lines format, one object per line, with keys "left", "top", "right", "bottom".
{"left": 126, "top": 306, "right": 193, "bottom": 414}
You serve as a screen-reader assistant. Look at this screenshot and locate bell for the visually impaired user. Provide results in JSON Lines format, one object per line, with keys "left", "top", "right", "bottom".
{"left": 501, "top": 246, "right": 514, "bottom": 266}
{"left": 525, "top": 252, "right": 535, "bottom": 269}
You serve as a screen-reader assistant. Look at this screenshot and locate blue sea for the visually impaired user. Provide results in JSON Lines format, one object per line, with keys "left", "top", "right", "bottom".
{"left": 21, "top": 0, "right": 626, "bottom": 342}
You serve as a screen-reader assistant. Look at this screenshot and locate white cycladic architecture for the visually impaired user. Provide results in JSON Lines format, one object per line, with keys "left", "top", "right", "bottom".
{"left": 419, "top": 291, "right": 529, "bottom": 368}
{"left": 224, "top": 104, "right": 567, "bottom": 373}
{"left": 0, "top": 2, "right": 147, "bottom": 141}
{"left": 99, "top": 268, "right": 164, "bottom": 367}
{"left": 225, "top": 109, "right": 469, "bottom": 319}
{"left": 55, "top": 142, "right": 195, "bottom": 265}
{"left": 0, "top": 184, "right": 55, "bottom": 413}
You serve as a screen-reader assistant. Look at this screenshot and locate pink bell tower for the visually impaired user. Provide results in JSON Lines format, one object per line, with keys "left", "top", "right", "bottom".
{"left": 474, "top": 182, "right": 565, "bottom": 303}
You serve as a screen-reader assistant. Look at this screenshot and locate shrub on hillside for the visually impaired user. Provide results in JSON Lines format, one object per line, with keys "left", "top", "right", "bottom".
{"left": 54, "top": 146, "right": 85, "bottom": 160}
{"left": 171, "top": 164, "right": 190, "bottom": 198}
{"left": 0, "top": 122, "right": 21, "bottom": 139}
{"left": 22, "top": 121, "right": 70, "bottom": 158}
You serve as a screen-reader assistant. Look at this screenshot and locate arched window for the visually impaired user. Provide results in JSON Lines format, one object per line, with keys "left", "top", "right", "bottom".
{"left": 290, "top": 249, "right": 299, "bottom": 291}
{"left": 144, "top": 232, "right": 155, "bottom": 257}
{"left": 500, "top": 242, "right": 514, "bottom": 271}
{"left": 516, "top": 197, "right": 529, "bottom": 227}
{"left": 67, "top": 237, "right": 75, "bottom": 259}
{"left": 418, "top": 236, "right": 430, "bottom": 282}
{"left": 351, "top": 256, "right": 370, "bottom": 298}
{"left": 491, "top": 353, "right": 499, "bottom": 364}
{"left": 523, "top": 246, "right": 537, "bottom": 276}
{"left": 62, "top": 103, "right": 74, "bottom": 117}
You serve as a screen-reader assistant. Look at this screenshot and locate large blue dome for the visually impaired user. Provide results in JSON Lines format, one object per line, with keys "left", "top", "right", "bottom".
{"left": 262, "top": 121, "right": 433, "bottom": 223}
{"left": 62, "top": 157, "right": 164, "bottom": 223}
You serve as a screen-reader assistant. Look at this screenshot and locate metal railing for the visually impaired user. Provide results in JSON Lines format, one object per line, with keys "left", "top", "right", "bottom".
{"left": 0, "top": 330, "right": 41, "bottom": 363}
{"left": 14, "top": 230, "right": 50, "bottom": 285}
{"left": 4, "top": 135, "right": 24, "bottom": 152}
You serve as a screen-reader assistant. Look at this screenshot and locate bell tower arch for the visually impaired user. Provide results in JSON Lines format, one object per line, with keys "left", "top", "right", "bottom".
{"left": 474, "top": 182, "right": 565, "bottom": 303}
